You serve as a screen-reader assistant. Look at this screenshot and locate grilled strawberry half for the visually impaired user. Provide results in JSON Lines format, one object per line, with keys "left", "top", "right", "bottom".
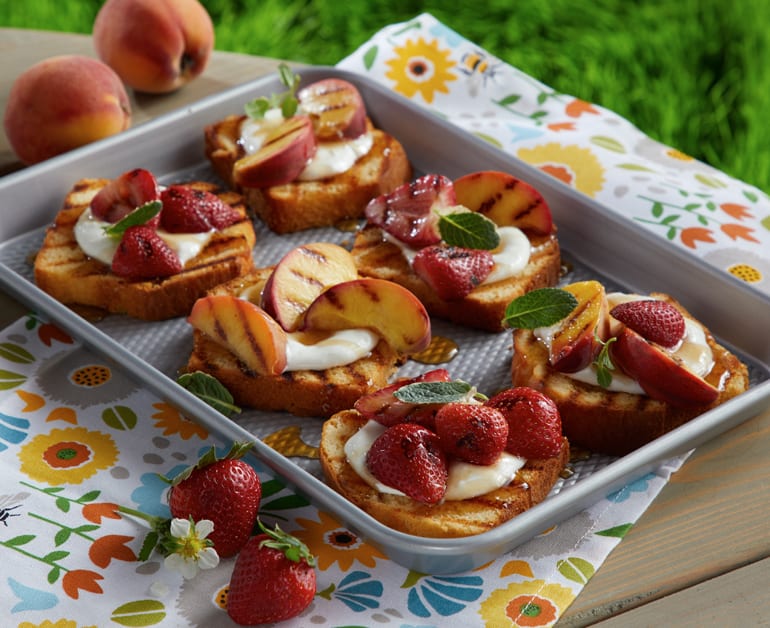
{"left": 366, "top": 422, "right": 448, "bottom": 504}
{"left": 227, "top": 521, "right": 316, "bottom": 625}
{"left": 610, "top": 299, "right": 686, "bottom": 348}
{"left": 111, "top": 225, "right": 182, "bottom": 281}
{"left": 354, "top": 368, "right": 451, "bottom": 427}
{"left": 159, "top": 185, "right": 242, "bottom": 233}
{"left": 91, "top": 168, "right": 161, "bottom": 224}
{"left": 485, "top": 387, "right": 563, "bottom": 458}
{"left": 413, "top": 244, "right": 494, "bottom": 301}
{"left": 434, "top": 403, "right": 508, "bottom": 465}
{"left": 364, "top": 173, "right": 454, "bottom": 248}
{"left": 167, "top": 443, "right": 261, "bottom": 558}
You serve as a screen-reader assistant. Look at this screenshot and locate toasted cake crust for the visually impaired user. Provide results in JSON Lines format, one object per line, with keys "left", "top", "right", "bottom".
{"left": 511, "top": 293, "right": 750, "bottom": 455}
{"left": 204, "top": 115, "right": 412, "bottom": 233}
{"left": 320, "top": 409, "right": 570, "bottom": 538}
{"left": 351, "top": 225, "right": 561, "bottom": 332}
{"left": 33, "top": 179, "right": 256, "bottom": 321}
{"left": 184, "top": 269, "right": 402, "bottom": 417}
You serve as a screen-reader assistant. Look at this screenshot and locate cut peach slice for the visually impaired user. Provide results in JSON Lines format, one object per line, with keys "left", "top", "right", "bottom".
{"left": 610, "top": 327, "right": 719, "bottom": 407}
{"left": 298, "top": 78, "right": 367, "bottom": 140}
{"left": 261, "top": 242, "right": 359, "bottom": 332}
{"left": 547, "top": 280, "right": 609, "bottom": 373}
{"left": 188, "top": 295, "right": 287, "bottom": 376}
{"left": 301, "top": 278, "right": 431, "bottom": 354}
{"left": 454, "top": 170, "right": 554, "bottom": 235}
{"left": 234, "top": 115, "right": 316, "bottom": 188}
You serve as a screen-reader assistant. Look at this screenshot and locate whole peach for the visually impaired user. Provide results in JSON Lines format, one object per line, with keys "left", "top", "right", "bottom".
{"left": 3, "top": 55, "right": 131, "bottom": 165}
{"left": 93, "top": 0, "right": 215, "bottom": 94}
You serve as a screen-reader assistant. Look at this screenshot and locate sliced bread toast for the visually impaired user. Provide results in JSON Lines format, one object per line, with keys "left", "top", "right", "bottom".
{"left": 34, "top": 178, "right": 256, "bottom": 321}
{"left": 351, "top": 225, "right": 561, "bottom": 332}
{"left": 320, "top": 409, "right": 570, "bottom": 538}
{"left": 184, "top": 269, "right": 402, "bottom": 417}
{"left": 205, "top": 115, "right": 412, "bottom": 234}
{"left": 511, "top": 293, "right": 750, "bottom": 455}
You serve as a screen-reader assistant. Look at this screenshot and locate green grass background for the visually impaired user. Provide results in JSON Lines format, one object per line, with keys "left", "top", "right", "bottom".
{"left": 4, "top": 0, "right": 770, "bottom": 195}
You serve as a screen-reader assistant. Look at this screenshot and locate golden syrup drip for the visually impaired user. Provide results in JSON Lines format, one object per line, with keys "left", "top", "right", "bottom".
{"left": 560, "top": 259, "right": 574, "bottom": 277}
{"left": 569, "top": 446, "right": 592, "bottom": 462}
{"left": 263, "top": 425, "right": 319, "bottom": 459}
{"left": 411, "top": 335, "right": 459, "bottom": 364}
{"left": 335, "top": 218, "right": 363, "bottom": 233}
{"left": 559, "top": 466, "right": 575, "bottom": 479}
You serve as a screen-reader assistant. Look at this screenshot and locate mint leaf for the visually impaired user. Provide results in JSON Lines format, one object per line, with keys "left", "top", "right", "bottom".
{"left": 593, "top": 335, "right": 617, "bottom": 388}
{"left": 245, "top": 62, "right": 300, "bottom": 119}
{"left": 393, "top": 380, "right": 475, "bottom": 404}
{"left": 439, "top": 212, "right": 500, "bottom": 250}
{"left": 177, "top": 371, "right": 241, "bottom": 417}
{"left": 103, "top": 200, "right": 162, "bottom": 239}
{"left": 502, "top": 288, "right": 578, "bottom": 329}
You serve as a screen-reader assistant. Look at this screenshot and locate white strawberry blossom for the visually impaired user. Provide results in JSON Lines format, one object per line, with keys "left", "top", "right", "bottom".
{"left": 164, "top": 517, "right": 220, "bottom": 579}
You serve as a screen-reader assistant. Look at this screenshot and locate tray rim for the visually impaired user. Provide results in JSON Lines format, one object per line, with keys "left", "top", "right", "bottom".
{"left": 1, "top": 66, "right": 769, "bottom": 574}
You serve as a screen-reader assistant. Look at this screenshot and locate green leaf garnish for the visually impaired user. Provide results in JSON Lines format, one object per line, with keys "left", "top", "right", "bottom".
{"left": 177, "top": 371, "right": 242, "bottom": 417}
{"left": 593, "top": 335, "right": 617, "bottom": 388}
{"left": 502, "top": 288, "right": 578, "bottom": 329}
{"left": 393, "top": 380, "right": 483, "bottom": 404}
{"left": 102, "top": 200, "right": 162, "bottom": 239}
{"left": 244, "top": 62, "right": 300, "bottom": 119}
{"left": 439, "top": 211, "right": 501, "bottom": 250}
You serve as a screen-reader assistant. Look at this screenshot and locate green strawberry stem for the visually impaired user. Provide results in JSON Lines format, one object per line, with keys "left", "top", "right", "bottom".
{"left": 257, "top": 519, "right": 316, "bottom": 567}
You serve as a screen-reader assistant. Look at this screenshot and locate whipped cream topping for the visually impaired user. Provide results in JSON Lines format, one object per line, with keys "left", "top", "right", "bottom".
{"left": 283, "top": 328, "right": 379, "bottom": 372}
{"left": 344, "top": 419, "right": 526, "bottom": 501}
{"left": 239, "top": 108, "right": 373, "bottom": 182}
{"left": 74, "top": 207, "right": 212, "bottom": 267}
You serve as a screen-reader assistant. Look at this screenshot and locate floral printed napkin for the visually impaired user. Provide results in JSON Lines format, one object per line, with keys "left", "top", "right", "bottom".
{"left": 0, "top": 314, "right": 683, "bottom": 627}
{"left": 337, "top": 13, "right": 770, "bottom": 297}
{"left": 3, "top": 12, "right": 763, "bottom": 628}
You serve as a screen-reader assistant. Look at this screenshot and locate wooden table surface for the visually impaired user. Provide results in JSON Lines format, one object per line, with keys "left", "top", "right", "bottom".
{"left": 2, "top": 28, "right": 769, "bottom": 627}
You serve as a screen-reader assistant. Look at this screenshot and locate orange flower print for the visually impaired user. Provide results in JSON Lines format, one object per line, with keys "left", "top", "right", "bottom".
{"left": 565, "top": 99, "right": 599, "bottom": 118}
{"left": 720, "top": 223, "right": 759, "bottom": 243}
{"left": 719, "top": 203, "right": 753, "bottom": 220}
{"left": 480, "top": 578, "right": 576, "bottom": 627}
{"left": 18, "top": 427, "right": 118, "bottom": 485}
{"left": 516, "top": 143, "right": 605, "bottom": 197}
{"left": 292, "top": 510, "right": 387, "bottom": 571}
{"left": 385, "top": 36, "right": 457, "bottom": 104}
{"left": 152, "top": 402, "right": 209, "bottom": 440}
{"left": 82, "top": 501, "right": 121, "bottom": 523}
{"left": 680, "top": 227, "right": 716, "bottom": 249}
{"left": 62, "top": 569, "right": 103, "bottom": 599}
{"left": 89, "top": 534, "right": 137, "bottom": 568}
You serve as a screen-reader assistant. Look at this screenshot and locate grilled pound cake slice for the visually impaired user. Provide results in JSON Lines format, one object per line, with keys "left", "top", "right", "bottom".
{"left": 352, "top": 225, "right": 561, "bottom": 332}
{"left": 184, "top": 268, "right": 403, "bottom": 417}
{"left": 320, "top": 409, "right": 570, "bottom": 538}
{"left": 511, "top": 293, "right": 750, "bottom": 456}
{"left": 34, "top": 178, "right": 256, "bottom": 321}
{"left": 205, "top": 115, "right": 411, "bottom": 234}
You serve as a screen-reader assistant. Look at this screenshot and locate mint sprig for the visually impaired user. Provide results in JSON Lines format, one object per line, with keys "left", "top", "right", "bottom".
{"left": 177, "top": 371, "right": 242, "bottom": 417}
{"left": 502, "top": 288, "right": 578, "bottom": 329}
{"left": 102, "top": 200, "right": 162, "bottom": 239}
{"left": 393, "top": 380, "right": 485, "bottom": 404}
{"left": 244, "top": 63, "right": 300, "bottom": 119}
{"left": 439, "top": 211, "right": 500, "bottom": 250}
{"left": 593, "top": 335, "right": 617, "bottom": 388}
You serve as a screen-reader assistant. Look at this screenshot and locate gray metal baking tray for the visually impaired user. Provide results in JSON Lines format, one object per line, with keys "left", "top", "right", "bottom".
{"left": 1, "top": 67, "right": 768, "bottom": 574}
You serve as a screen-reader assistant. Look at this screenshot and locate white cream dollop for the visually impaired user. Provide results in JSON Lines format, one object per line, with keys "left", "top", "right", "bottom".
{"left": 344, "top": 420, "right": 526, "bottom": 501}
{"left": 283, "top": 328, "right": 379, "bottom": 372}
{"left": 73, "top": 208, "right": 212, "bottom": 267}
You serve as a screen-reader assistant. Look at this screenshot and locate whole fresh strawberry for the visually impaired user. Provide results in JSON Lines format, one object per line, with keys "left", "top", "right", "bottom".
{"left": 366, "top": 422, "right": 448, "bottom": 504}
{"left": 434, "top": 403, "right": 508, "bottom": 465}
{"left": 364, "top": 173, "right": 454, "bottom": 248}
{"left": 485, "top": 387, "right": 563, "bottom": 458}
{"left": 167, "top": 442, "right": 261, "bottom": 558}
{"left": 111, "top": 225, "right": 182, "bottom": 280}
{"left": 610, "top": 299, "right": 685, "bottom": 348}
{"left": 160, "top": 185, "right": 241, "bottom": 233}
{"left": 91, "top": 168, "right": 161, "bottom": 224}
{"left": 413, "top": 244, "right": 494, "bottom": 301}
{"left": 227, "top": 521, "right": 316, "bottom": 625}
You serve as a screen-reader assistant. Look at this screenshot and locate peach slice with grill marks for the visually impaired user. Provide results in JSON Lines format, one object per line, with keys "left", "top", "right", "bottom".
{"left": 233, "top": 115, "right": 316, "bottom": 188}
{"left": 261, "top": 242, "right": 359, "bottom": 332}
{"left": 301, "top": 278, "right": 431, "bottom": 354}
{"left": 298, "top": 78, "right": 367, "bottom": 140}
{"left": 188, "top": 294, "right": 287, "bottom": 376}
{"left": 453, "top": 170, "right": 554, "bottom": 235}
